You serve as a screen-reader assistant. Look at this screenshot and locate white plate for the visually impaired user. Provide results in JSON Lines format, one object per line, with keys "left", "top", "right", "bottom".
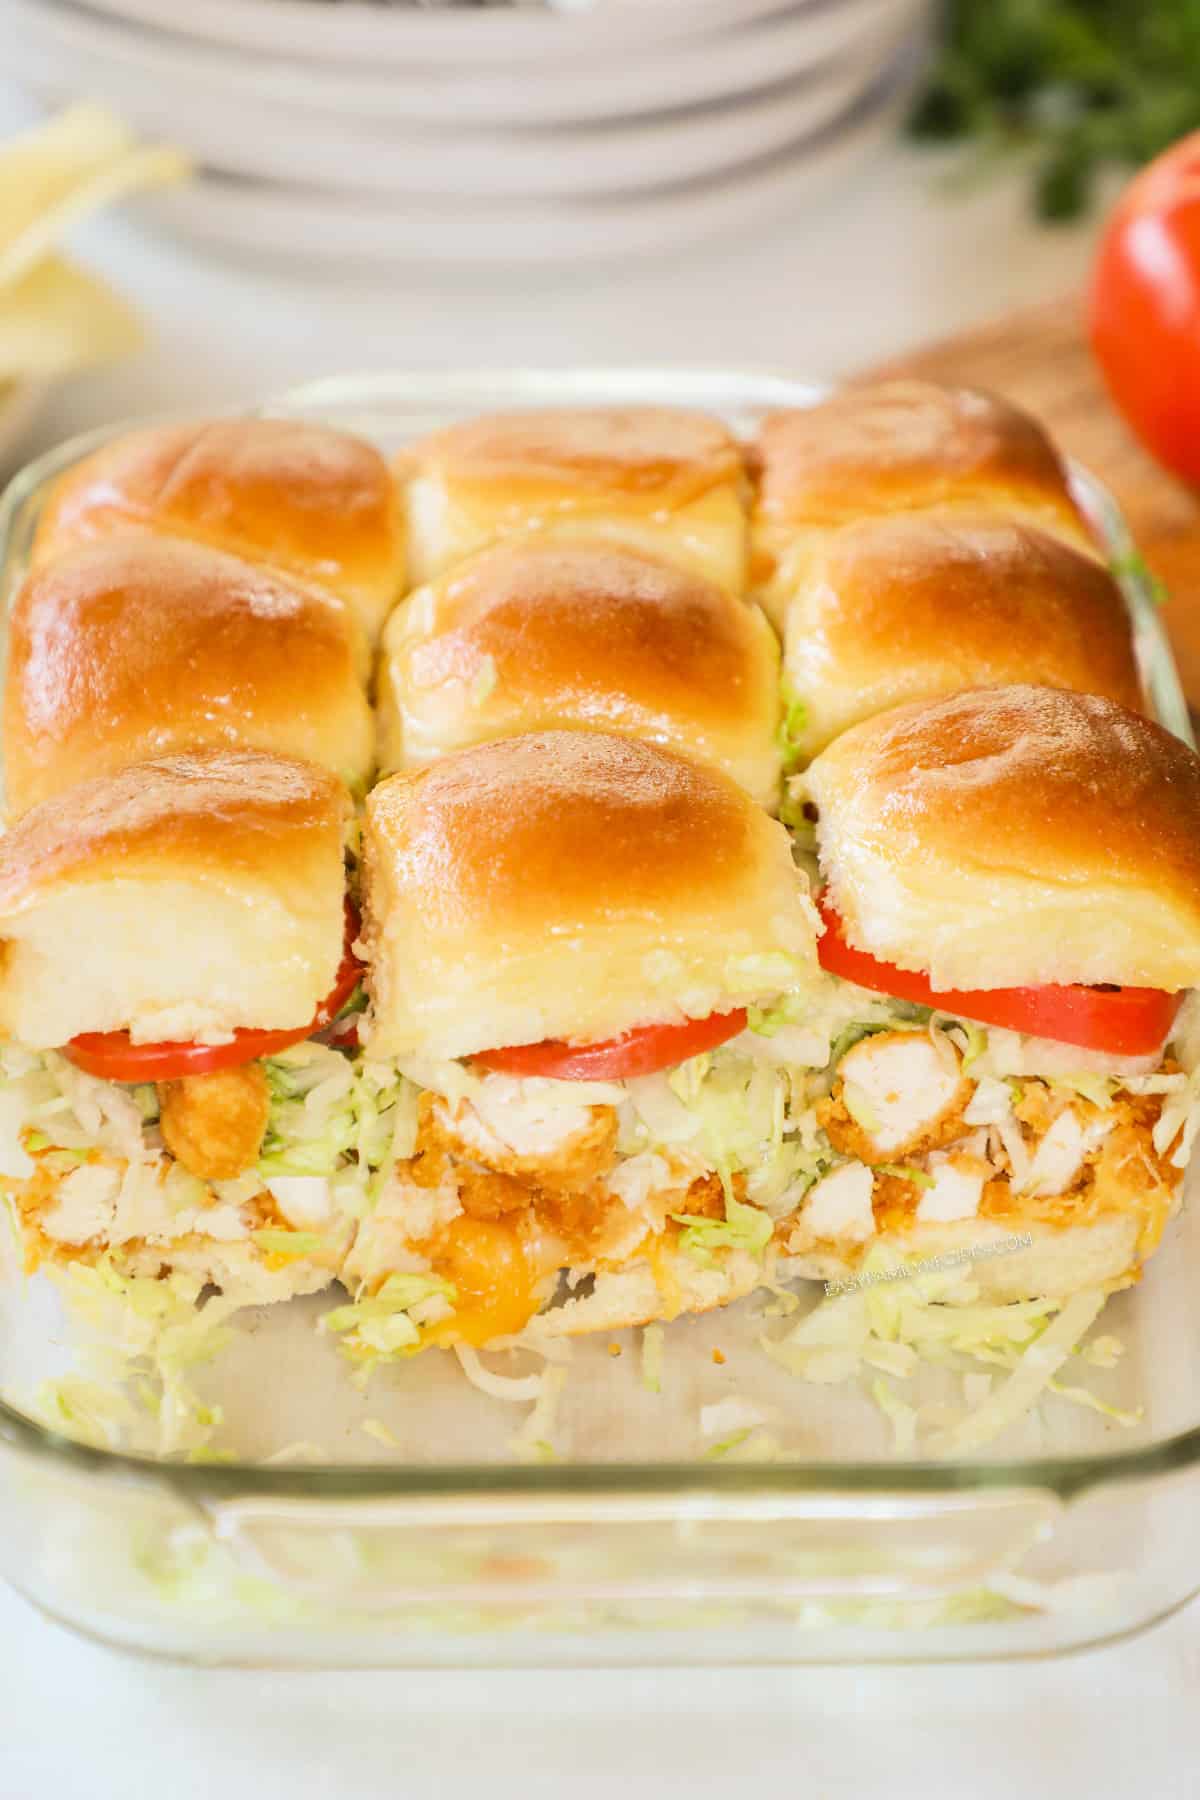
{"left": 67, "top": 0, "right": 824, "bottom": 66}
{"left": 8, "top": 9, "right": 924, "bottom": 200}
{"left": 15, "top": 0, "right": 920, "bottom": 124}
{"left": 135, "top": 55, "right": 918, "bottom": 267}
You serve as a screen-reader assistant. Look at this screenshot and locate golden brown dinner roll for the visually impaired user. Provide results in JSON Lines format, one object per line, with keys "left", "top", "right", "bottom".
{"left": 752, "top": 381, "right": 1094, "bottom": 626}
{"left": 806, "top": 685, "right": 1200, "bottom": 993}
{"left": 4, "top": 538, "right": 374, "bottom": 816}
{"left": 361, "top": 730, "right": 820, "bottom": 1061}
{"left": 776, "top": 513, "right": 1142, "bottom": 761}
{"left": 401, "top": 405, "right": 749, "bottom": 593}
{"left": 375, "top": 537, "right": 783, "bottom": 807}
{"left": 32, "top": 416, "right": 405, "bottom": 642}
{"left": 0, "top": 749, "right": 349, "bottom": 1049}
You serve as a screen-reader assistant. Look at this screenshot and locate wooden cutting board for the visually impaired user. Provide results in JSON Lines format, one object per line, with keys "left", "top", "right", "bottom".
{"left": 866, "top": 294, "right": 1200, "bottom": 713}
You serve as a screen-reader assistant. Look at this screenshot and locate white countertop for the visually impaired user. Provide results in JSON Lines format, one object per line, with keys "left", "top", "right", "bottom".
{"left": 3, "top": 119, "right": 1199, "bottom": 1793}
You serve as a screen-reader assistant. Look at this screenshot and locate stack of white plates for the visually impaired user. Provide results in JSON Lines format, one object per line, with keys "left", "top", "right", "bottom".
{"left": 4, "top": 0, "right": 936, "bottom": 263}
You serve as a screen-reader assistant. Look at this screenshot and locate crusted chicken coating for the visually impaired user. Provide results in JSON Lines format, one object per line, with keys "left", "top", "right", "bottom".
{"left": 423, "top": 1090, "right": 619, "bottom": 1195}
{"left": 819, "top": 1029, "right": 973, "bottom": 1164}
{"left": 158, "top": 1062, "right": 270, "bottom": 1181}
{"left": 381, "top": 1102, "right": 740, "bottom": 1279}
{"left": 868, "top": 1083, "right": 1179, "bottom": 1260}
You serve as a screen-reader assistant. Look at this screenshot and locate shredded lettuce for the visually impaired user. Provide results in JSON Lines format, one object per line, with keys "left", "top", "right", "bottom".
{"left": 929, "top": 1290, "right": 1107, "bottom": 1455}
{"left": 320, "top": 1271, "right": 455, "bottom": 1375}
{"left": 1147, "top": 1063, "right": 1200, "bottom": 1169}
{"left": 37, "top": 1254, "right": 240, "bottom": 1457}
{"left": 0, "top": 1044, "right": 153, "bottom": 1166}
{"left": 875, "top": 1164, "right": 934, "bottom": 1188}
{"left": 361, "top": 1416, "right": 401, "bottom": 1449}
{"left": 703, "top": 1427, "right": 754, "bottom": 1459}
{"left": 251, "top": 1228, "right": 324, "bottom": 1260}
{"left": 672, "top": 1185, "right": 774, "bottom": 1268}
{"left": 827, "top": 1019, "right": 892, "bottom": 1070}
{"left": 699, "top": 1397, "right": 766, "bottom": 1438}
{"left": 509, "top": 1363, "right": 568, "bottom": 1462}
{"left": 1079, "top": 1334, "right": 1123, "bottom": 1370}
{"left": 454, "top": 1346, "right": 547, "bottom": 1402}
{"left": 776, "top": 678, "right": 809, "bottom": 770}
{"left": 640, "top": 1323, "right": 664, "bottom": 1394}
{"left": 1044, "top": 1379, "right": 1141, "bottom": 1427}
{"left": 871, "top": 1378, "right": 918, "bottom": 1452}
{"left": 708, "top": 1430, "right": 783, "bottom": 1463}
{"left": 762, "top": 1247, "right": 1126, "bottom": 1456}
{"left": 625, "top": 1045, "right": 829, "bottom": 1214}
{"left": 746, "top": 993, "right": 809, "bottom": 1038}
{"left": 259, "top": 1043, "right": 358, "bottom": 1177}
{"left": 262, "top": 1440, "right": 328, "bottom": 1465}
{"left": 259, "top": 1049, "right": 421, "bottom": 1217}
{"left": 0, "top": 1041, "right": 384, "bottom": 1268}
{"left": 1048, "top": 1072, "right": 1118, "bottom": 1109}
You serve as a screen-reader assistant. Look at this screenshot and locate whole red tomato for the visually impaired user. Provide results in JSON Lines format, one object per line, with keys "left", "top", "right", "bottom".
{"left": 1090, "top": 132, "right": 1200, "bottom": 487}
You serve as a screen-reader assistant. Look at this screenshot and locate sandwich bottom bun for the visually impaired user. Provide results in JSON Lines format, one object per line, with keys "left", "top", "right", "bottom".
{"left": 349, "top": 1207, "right": 1157, "bottom": 1353}
{"left": 527, "top": 1211, "right": 1150, "bottom": 1340}
{"left": 778, "top": 1214, "right": 1148, "bottom": 1306}
{"left": 119, "top": 1237, "right": 341, "bottom": 1307}
{"left": 528, "top": 1248, "right": 767, "bottom": 1340}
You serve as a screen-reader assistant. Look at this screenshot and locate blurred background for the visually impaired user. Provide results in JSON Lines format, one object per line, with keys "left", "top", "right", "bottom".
{"left": 0, "top": 0, "right": 1176, "bottom": 437}
{"left": 3, "top": 0, "right": 1200, "bottom": 704}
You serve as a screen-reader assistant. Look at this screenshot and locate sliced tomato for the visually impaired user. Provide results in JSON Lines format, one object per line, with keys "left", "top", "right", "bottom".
{"left": 475, "top": 1008, "right": 748, "bottom": 1081}
{"left": 816, "top": 899, "right": 1181, "bottom": 1058}
{"left": 65, "top": 901, "right": 364, "bottom": 1082}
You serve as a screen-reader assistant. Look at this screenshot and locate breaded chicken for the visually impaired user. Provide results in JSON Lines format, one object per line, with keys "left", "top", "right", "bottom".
{"left": 819, "top": 1029, "right": 972, "bottom": 1164}
{"left": 158, "top": 1062, "right": 270, "bottom": 1181}
{"left": 425, "top": 1088, "right": 619, "bottom": 1194}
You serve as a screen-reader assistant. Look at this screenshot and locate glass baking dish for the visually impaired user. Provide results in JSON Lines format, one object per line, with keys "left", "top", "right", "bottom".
{"left": 0, "top": 366, "right": 1197, "bottom": 1669}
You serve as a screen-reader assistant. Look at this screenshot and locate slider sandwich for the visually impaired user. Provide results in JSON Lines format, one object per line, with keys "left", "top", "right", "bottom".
{"left": 752, "top": 380, "right": 1097, "bottom": 633}
{"left": 4, "top": 537, "right": 374, "bottom": 816}
{"left": 0, "top": 750, "right": 369, "bottom": 1302}
{"left": 786, "top": 685, "right": 1200, "bottom": 1301}
{"left": 764, "top": 512, "right": 1142, "bottom": 766}
{"left": 375, "top": 536, "right": 783, "bottom": 808}
{"left": 31, "top": 415, "right": 406, "bottom": 644}
{"left": 341, "top": 729, "right": 823, "bottom": 1348}
{"left": 341, "top": 689, "right": 1200, "bottom": 1351}
{"left": 400, "top": 406, "right": 749, "bottom": 594}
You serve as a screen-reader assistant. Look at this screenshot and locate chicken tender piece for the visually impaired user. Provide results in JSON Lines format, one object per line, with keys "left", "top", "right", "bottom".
{"left": 819, "top": 1029, "right": 971, "bottom": 1164}
{"left": 793, "top": 1160, "right": 877, "bottom": 1246}
{"left": 456, "top": 1166, "right": 540, "bottom": 1223}
{"left": 158, "top": 1063, "right": 270, "bottom": 1181}
{"left": 426, "top": 1088, "right": 619, "bottom": 1194}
